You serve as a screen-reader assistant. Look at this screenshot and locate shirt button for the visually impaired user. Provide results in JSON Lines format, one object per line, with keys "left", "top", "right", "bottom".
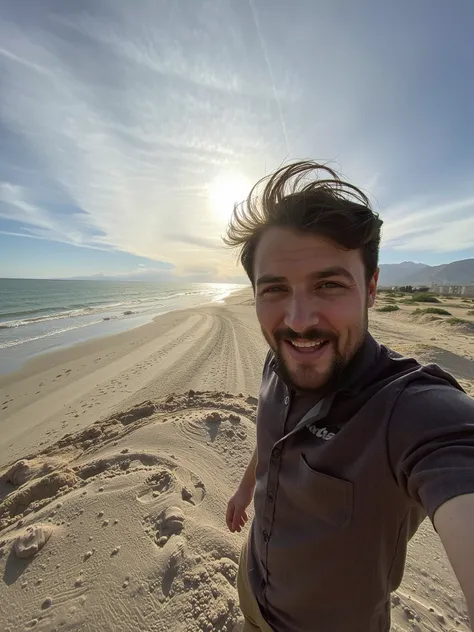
{"left": 267, "top": 491, "right": 274, "bottom": 502}
{"left": 272, "top": 446, "right": 282, "bottom": 459}
{"left": 284, "top": 396, "right": 290, "bottom": 405}
{"left": 262, "top": 530, "right": 269, "bottom": 542}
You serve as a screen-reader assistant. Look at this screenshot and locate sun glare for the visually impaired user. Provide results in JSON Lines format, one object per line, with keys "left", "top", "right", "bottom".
{"left": 209, "top": 172, "right": 251, "bottom": 224}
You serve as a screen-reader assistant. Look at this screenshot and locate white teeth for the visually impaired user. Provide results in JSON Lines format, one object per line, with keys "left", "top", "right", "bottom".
{"left": 290, "top": 340, "right": 325, "bottom": 348}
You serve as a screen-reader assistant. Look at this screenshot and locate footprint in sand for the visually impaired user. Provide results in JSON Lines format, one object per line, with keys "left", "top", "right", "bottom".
{"left": 133, "top": 468, "right": 174, "bottom": 504}
{"left": 136, "top": 465, "right": 206, "bottom": 506}
{"left": 183, "top": 473, "right": 205, "bottom": 505}
{"left": 142, "top": 504, "right": 186, "bottom": 549}
{"left": 140, "top": 470, "right": 175, "bottom": 501}
{"left": 157, "top": 506, "right": 185, "bottom": 541}
{"left": 161, "top": 536, "right": 186, "bottom": 597}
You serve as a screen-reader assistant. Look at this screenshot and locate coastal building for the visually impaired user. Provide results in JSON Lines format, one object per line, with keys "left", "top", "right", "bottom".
{"left": 430, "top": 283, "right": 474, "bottom": 297}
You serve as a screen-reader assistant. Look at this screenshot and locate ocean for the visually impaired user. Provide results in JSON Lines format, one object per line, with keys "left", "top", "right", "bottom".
{"left": 0, "top": 279, "right": 245, "bottom": 375}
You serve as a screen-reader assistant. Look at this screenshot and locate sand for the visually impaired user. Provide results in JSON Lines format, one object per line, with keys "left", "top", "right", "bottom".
{"left": 0, "top": 288, "right": 473, "bottom": 631}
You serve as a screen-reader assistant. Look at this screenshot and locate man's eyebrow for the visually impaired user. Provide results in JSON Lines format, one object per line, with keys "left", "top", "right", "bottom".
{"left": 256, "top": 267, "right": 355, "bottom": 287}
{"left": 256, "top": 274, "right": 287, "bottom": 287}
{"left": 309, "top": 267, "right": 355, "bottom": 283}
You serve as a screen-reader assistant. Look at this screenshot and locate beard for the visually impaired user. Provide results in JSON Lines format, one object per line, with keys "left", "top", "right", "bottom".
{"left": 262, "top": 311, "right": 368, "bottom": 395}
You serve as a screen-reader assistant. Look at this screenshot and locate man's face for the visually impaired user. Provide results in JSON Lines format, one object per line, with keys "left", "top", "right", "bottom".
{"left": 254, "top": 227, "right": 378, "bottom": 393}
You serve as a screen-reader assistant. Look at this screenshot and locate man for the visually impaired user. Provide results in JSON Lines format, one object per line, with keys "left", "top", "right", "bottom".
{"left": 223, "top": 161, "right": 474, "bottom": 632}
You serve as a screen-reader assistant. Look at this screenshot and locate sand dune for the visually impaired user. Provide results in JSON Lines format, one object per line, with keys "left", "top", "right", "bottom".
{"left": 1, "top": 289, "right": 473, "bottom": 631}
{"left": 1, "top": 391, "right": 257, "bottom": 631}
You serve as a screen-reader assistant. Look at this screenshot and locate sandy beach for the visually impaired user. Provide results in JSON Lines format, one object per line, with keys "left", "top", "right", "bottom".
{"left": 1, "top": 288, "right": 473, "bottom": 631}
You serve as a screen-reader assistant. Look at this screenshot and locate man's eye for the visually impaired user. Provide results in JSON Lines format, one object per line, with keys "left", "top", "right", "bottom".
{"left": 320, "top": 282, "right": 343, "bottom": 289}
{"left": 262, "top": 286, "right": 286, "bottom": 295}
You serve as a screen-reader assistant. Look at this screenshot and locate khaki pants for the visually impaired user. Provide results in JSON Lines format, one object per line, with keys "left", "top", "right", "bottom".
{"left": 237, "top": 538, "right": 274, "bottom": 632}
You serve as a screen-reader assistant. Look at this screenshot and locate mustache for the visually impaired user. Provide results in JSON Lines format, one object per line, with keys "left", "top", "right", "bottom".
{"left": 274, "top": 328, "right": 338, "bottom": 343}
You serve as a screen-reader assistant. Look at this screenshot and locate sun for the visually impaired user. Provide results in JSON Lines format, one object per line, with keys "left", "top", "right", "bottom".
{"left": 209, "top": 172, "right": 251, "bottom": 224}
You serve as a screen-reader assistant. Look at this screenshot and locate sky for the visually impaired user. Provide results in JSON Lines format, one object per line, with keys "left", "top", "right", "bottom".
{"left": 0, "top": 0, "right": 473, "bottom": 281}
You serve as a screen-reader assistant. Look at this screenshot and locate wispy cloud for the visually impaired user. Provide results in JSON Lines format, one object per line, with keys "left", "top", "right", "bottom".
{"left": 0, "top": 0, "right": 473, "bottom": 280}
{"left": 382, "top": 195, "right": 474, "bottom": 252}
{"left": 0, "top": 2, "right": 289, "bottom": 278}
{"left": 51, "top": 11, "right": 245, "bottom": 95}
{"left": 247, "top": 0, "right": 290, "bottom": 155}
{"left": 0, "top": 182, "right": 110, "bottom": 249}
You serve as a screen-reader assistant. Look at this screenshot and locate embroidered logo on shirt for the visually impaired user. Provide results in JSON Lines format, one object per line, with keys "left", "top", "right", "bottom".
{"left": 308, "top": 425, "right": 336, "bottom": 441}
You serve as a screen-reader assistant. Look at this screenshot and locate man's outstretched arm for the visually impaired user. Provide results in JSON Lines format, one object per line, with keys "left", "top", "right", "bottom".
{"left": 226, "top": 448, "right": 257, "bottom": 533}
{"left": 435, "top": 493, "right": 474, "bottom": 629}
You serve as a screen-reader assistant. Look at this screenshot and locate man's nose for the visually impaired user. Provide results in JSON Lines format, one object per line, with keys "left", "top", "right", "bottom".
{"left": 284, "top": 294, "right": 320, "bottom": 334}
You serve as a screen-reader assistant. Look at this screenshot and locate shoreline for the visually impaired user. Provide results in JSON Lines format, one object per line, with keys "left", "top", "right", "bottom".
{"left": 0, "top": 286, "right": 261, "bottom": 467}
{"left": 0, "top": 285, "right": 251, "bottom": 379}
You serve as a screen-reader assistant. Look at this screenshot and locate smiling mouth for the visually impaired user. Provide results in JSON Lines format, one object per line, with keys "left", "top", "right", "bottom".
{"left": 283, "top": 338, "right": 330, "bottom": 355}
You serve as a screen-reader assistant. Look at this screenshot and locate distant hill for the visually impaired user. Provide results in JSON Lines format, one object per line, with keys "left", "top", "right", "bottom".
{"left": 65, "top": 273, "right": 171, "bottom": 282}
{"left": 379, "top": 259, "right": 474, "bottom": 287}
{"left": 377, "top": 262, "right": 429, "bottom": 287}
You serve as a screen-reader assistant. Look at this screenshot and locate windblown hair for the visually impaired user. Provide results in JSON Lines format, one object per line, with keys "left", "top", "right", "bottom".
{"left": 223, "top": 161, "right": 383, "bottom": 286}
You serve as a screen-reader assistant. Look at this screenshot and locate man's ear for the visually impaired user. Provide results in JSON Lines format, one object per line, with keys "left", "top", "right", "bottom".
{"left": 367, "top": 268, "right": 379, "bottom": 308}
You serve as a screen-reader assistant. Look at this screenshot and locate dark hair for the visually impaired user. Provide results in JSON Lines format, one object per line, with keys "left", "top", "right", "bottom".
{"left": 223, "top": 160, "right": 383, "bottom": 286}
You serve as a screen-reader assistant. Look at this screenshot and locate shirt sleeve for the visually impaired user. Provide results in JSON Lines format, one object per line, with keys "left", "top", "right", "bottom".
{"left": 389, "top": 382, "right": 474, "bottom": 522}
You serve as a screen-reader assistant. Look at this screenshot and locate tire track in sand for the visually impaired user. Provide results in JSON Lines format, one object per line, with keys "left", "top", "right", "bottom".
{"left": 1, "top": 312, "right": 209, "bottom": 464}
{"left": 124, "top": 304, "right": 266, "bottom": 406}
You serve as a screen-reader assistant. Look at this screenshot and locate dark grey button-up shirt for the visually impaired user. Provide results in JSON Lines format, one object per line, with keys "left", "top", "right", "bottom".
{"left": 248, "top": 333, "right": 474, "bottom": 632}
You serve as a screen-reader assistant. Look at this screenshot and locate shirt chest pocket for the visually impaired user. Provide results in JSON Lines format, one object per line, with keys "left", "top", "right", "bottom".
{"left": 297, "top": 454, "right": 353, "bottom": 529}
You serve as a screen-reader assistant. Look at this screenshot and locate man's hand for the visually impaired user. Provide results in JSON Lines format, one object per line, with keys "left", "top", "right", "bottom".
{"left": 435, "top": 493, "right": 474, "bottom": 629}
{"left": 226, "top": 484, "right": 254, "bottom": 533}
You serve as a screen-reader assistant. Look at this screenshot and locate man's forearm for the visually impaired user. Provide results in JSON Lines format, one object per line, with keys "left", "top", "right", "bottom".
{"left": 240, "top": 447, "right": 257, "bottom": 490}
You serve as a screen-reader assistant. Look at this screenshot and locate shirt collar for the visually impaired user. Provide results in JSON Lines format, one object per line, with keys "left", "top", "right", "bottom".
{"left": 269, "top": 332, "right": 381, "bottom": 397}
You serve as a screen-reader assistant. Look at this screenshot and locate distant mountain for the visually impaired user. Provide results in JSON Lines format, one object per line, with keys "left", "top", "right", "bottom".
{"left": 379, "top": 259, "right": 474, "bottom": 288}
{"left": 378, "top": 262, "right": 429, "bottom": 287}
{"left": 400, "top": 259, "right": 474, "bottom": 286}
{"left": 62, "top": 271, "right": 249, "bottom": 284}
{"left": 65, "top": 272, "right": 172, "bottom": 282}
